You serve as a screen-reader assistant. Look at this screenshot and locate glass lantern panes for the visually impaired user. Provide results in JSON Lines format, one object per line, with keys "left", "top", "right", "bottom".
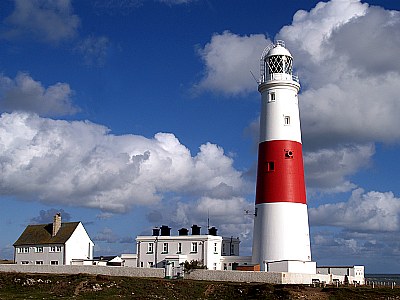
{"left": 267, "top": 55, "right": 292, "bottom": 74}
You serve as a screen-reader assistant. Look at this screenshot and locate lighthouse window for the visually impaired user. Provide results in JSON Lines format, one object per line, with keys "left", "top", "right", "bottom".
{"left": 269, "top": 92, "right": 276, "bottom": 102}
{"left": 284, "top": 116, "right": 290, "bottom": 125}
{"left": 266, "top": 161, "right": 275, "bottom": 172}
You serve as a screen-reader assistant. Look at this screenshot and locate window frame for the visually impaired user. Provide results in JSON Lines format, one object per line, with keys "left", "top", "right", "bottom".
{"left": 269, "top": 92, "right": 276, "bottom": 102}
{"left": 191, "top": 242, "right": 198, "bottom": 253}
{"left": 147, "top": 242, "right": 154, "bottom": 254}
{"left": 177, "top": 242, "right": 182, "bottom": 254}
{"left": 162, "top": 242, "right": 169, "bottom": 254}
{"left": 266, "top": 161, "right": 275, "bottom": 172}
{"left": 49, "top": 246, "right": 62, "bottom": 253}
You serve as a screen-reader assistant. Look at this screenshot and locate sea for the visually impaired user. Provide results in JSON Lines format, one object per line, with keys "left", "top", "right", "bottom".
{"left": 365, "top": 274, "right": 400, "bottom": 285}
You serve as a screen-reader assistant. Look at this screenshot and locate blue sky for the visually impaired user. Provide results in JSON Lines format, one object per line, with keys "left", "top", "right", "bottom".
{"left": 0, "top": 0, "right": 399, "bottom": 274}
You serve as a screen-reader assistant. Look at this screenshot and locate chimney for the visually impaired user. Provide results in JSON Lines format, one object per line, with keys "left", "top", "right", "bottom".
{"left": 152, "top": 227, "right": 160, "bottom": 236}
{"left": 208, "top": 226, "right": 218, "bottom": 236}
{"left": 52, "top": 213, "right": 62, "bottom": 237}
{"left": 191, "top": 224, "right": 201, "bottom": 235}
{"left": 160, "top": 225, "right": 171, "bottom": 236}
{"left": 178, "top": 228, "right": 188, "bottom": 236}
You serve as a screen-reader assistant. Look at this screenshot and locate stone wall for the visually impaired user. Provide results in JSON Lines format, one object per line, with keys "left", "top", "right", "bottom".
{"left": 184, "top": 269, "right": 283, "bottom": 283}
{"left": 184, "top": 269, "right": 362, "bottom": 285}
{"left": 0, "top": 264, "right": 165, "bottom": 278}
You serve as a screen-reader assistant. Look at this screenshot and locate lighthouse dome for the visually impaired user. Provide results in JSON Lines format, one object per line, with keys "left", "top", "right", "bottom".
{"left": 266, "top": 42, "right": 293, "bottom": 58}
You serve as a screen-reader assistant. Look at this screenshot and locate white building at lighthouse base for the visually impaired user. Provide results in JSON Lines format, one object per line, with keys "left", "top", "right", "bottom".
{"left": 266, "top": 260, "right": 316, "bottom": 274}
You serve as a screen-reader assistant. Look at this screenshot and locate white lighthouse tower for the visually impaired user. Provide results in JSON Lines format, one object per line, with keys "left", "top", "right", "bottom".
{"left": 252, "top": 41, "right": 316, "bottom": 273}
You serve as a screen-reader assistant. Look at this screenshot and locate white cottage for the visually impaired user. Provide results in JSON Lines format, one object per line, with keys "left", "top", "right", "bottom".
{"left": 136, "top": 225, "right": 250, "bottom": 271}
{"left": 14, "top": 213, "right": 94, "bottom": 265}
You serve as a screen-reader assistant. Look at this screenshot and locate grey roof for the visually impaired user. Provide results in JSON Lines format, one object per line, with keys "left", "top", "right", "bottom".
{"left": 13, "top": 222, "right": 80, "bottom": 246}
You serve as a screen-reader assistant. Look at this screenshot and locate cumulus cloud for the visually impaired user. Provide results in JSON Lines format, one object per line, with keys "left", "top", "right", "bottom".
{"left": 0, "top": 112, "right": 248, "bottom": 213}
{"left": 309, "top": 186, "right": 400, "bottom": 269}
{"left": 309, "top": 188, "right": 400, "bottom": 232}
{"left": 301, "top": 75, "right": 400, "bottom": 148}
{"left": 304, "top": 144, "right": 374, "bottom": 193}
{"left": 195, "top": 31, "right": 270, "bottom": 95}
{"left": 3, "top": 0, "right": 80, "bottom": 43}
{"left": 277, "top": 1, "right": 400, "bottom": 147}
{"left": 0, "top": 72, "right": 78, "bottom": 117}
{"left": 278, "top": 0, "right": 368, "bottom": 63}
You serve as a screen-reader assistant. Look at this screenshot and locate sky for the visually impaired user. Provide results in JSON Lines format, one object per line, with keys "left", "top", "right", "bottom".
{"left": 0, "top": 0, "right": 399, "bottom": 274}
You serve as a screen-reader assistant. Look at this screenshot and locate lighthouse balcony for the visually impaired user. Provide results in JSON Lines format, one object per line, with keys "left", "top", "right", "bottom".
{"left": 261, "top": 73, "right": 299, "bottom": 83}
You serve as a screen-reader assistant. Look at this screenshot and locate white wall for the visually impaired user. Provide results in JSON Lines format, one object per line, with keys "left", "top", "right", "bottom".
{"left": 267, "top": 261, "right": 316, "bottom": 274}
{"left": 136, "top": 235, "right": 223, "bottom": 269}
{"left": 121, "top": 254, "right": 137, "bottom": 267}
{"left": 65, "top": 223, "right": 94, "bottom": 265}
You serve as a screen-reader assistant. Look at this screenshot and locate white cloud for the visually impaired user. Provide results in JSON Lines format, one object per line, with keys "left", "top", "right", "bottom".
{"left": 0, "top": 72, "right": 78, "bottom": 117}
{"left": 328, "top": 6, "right": 400, "bottom": 75}
{"left": 195, "top": 31, "right": 270, "bottom": 96}
{"left": 301, "top": 74, "right": 400, "bottom": 147}
{"left": 309, "top": 188, "right": 400, "bottom": 232}
{"left": 4, "top": 0, "right": 80, "bottom": 43}
{"left": 278, "top": 0, "right": 368, "bottom": 62}
{"left": 277, "top": 1, "right": 400, "bottom": 147}
{"left": 304, "top": 144, "right": 374, "bottom": 193}
{"left": 0, "top": 112, "right": 249, "bottom": 213}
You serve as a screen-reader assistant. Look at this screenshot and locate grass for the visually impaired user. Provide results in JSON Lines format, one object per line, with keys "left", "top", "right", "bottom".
{"left": 0, "top": 271, "right": 399, "bottom": 299}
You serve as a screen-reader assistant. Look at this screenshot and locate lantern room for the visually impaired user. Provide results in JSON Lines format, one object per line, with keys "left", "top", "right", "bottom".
{"left": 260, "top": 40, "right": 298, "bottom": 84}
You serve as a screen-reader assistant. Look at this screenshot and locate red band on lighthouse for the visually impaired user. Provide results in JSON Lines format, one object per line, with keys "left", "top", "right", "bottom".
{"left": 255, "top": 140, "right": 306, "bottom": 205}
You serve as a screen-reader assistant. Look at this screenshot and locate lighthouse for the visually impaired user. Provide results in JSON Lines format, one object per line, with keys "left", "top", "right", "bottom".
{"left": 252, "top": 41, "right": 315, "bottom": 273}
